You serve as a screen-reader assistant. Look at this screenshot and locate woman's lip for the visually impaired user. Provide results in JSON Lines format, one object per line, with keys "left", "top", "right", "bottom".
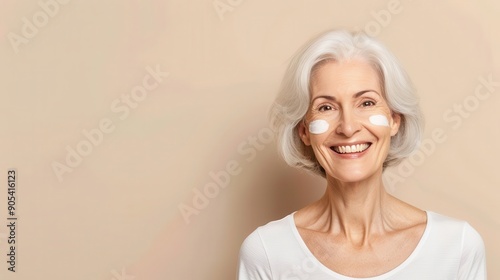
{"left": 330, "top": 142, "right": 372, "bottom": 154}
{"left": 330, "top": 141, "right": 372, "bottom": 147}
{"left": 330, "top": 143, "right": 372, "bottom": 156}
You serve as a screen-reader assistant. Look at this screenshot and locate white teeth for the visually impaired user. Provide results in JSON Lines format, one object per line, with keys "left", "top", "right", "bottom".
{"left": 333, "top": 144, "right": 369, "bottom": 154}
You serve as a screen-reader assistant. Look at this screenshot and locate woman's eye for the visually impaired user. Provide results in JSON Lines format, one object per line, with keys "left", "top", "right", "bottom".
{"left": 318, "top": 105, "right": 333, "bottom": 112}
{"left": 361, "top": 101, "right": 376, "bottom": 107}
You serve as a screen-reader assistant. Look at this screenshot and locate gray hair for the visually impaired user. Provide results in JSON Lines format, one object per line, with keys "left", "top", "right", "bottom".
{"left": 269, "top": 30, "right": 423, "bottom": 176}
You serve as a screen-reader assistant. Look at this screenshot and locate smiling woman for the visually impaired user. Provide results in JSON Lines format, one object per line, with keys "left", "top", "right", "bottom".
{"left": 237, "top": 30, "right": 487, "bottom": 279}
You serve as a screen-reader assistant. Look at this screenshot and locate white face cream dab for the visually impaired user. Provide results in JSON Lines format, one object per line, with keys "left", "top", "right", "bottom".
{"left": 369, "top": 115, "right": 389, "bottom": 127}
{"left": 309, "top": 119, "right": 330, "bottom": 134}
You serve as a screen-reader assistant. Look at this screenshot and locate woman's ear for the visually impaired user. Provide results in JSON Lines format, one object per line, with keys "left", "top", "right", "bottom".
{"left": 298, "top": 120, "right": 312, "bottom": 146}
{"left": 390, "top": 112, "right": 401, "bottom": 136}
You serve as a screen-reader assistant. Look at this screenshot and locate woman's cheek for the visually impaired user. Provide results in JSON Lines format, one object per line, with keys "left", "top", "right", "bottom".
{"left": 368, "top": 114, "right": 390, "bottom": 127}
{"left": 308, "top": 119, "right": 330, "bottom": 134}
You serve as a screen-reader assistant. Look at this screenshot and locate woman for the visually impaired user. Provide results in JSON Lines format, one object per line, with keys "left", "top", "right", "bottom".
{"left": 238, "top": 30, "right": 487, "bottom": 279}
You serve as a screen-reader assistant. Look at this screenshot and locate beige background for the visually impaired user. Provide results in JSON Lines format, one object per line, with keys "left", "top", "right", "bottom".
{"left": 0, "top": 0, "right": 499, "bottom": 279}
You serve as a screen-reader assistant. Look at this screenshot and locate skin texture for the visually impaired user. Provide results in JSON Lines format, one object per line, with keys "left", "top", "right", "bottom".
{"left": 296, "top": 59, "right": 427, "bottom": 278}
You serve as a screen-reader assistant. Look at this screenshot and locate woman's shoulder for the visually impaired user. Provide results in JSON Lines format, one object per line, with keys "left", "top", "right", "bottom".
{"left": 241, "top": 212, "right": 296, "bottom": 245}
{"left": 238, "top": 212, "right": 299, "bottom": 279}
{"left": 424, "top": 211, "right": 487, "bottom": 278}
{"left": 425, "top": 211, "right": 485, "bottom": 250}
{"left": 239, "top": 212, "right": 300, "bottom": 260}
{"left": 427, "top": 211, "right": 480, "bottom": 232}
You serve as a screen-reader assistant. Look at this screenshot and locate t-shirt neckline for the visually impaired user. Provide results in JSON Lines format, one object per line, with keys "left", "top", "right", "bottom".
{"left": 288, "top": 210, "right": 432, "bottom": 280}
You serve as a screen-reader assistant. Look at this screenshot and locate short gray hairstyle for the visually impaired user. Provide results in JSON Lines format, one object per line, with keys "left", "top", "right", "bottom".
{"left": 269, "top": 30, "right": 423, "bottom": 177}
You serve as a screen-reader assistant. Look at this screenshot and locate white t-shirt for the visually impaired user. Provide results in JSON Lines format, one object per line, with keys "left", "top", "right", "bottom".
{"left": 238, "top": 211, "right": 486, "bottom": 280}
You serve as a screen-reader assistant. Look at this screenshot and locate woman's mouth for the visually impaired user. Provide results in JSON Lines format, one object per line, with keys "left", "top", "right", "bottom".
{"left": 331, "top": 143, "right": 371, "bottom": 154}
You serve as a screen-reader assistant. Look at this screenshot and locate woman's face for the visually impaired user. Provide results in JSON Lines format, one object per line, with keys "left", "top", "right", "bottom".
{"left": 299, "top": 59, "right": 400, "bottom": 183}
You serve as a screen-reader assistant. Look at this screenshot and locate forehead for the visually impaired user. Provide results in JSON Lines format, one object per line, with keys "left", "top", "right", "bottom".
{"left": 310, "top": 59, "right": 382, "bottom": 96}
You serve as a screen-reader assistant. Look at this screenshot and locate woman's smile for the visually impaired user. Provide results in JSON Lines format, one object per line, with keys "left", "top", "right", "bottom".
{"left": 331, "top": 143, "right": 371, "bottom": 154}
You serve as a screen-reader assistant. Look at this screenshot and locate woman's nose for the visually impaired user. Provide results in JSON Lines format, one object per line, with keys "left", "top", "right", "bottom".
{"left": 335, "top": 109, "right": 362, "bottom": 137}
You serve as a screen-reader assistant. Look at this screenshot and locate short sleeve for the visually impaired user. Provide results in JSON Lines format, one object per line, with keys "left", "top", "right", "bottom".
{"left": 458, "top": 223, "right": 487, "bottom": 280}
{"left": 237, "top": 229, "right": 272, "bottom": 280}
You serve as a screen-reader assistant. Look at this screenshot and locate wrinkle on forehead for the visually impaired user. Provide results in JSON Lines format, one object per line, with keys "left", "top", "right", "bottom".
{"left": 309, "top": 58, "right": 385, "bottom": 100}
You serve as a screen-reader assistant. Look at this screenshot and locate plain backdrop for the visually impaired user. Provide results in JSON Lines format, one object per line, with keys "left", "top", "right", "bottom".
{"left": 0, "top": 0, "right": 499, "bottom": 279}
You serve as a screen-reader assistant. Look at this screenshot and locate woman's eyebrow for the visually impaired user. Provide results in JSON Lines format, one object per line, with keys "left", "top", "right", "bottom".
{"left": 311, "top": 95, "right": 336, "bottom": 103}
{"left": 311, "top": 90, "right": 380, "bottom": 103}
{"left": 353, "top": 90, "right": 380, "bottom": 98}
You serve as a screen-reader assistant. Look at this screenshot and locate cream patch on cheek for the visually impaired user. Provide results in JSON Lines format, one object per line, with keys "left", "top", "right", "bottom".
{"left": 369, "top": 115, "right": 389, "bottom": 127}
{"left": 308, "top": 119, "right": 329, "bottom": 134}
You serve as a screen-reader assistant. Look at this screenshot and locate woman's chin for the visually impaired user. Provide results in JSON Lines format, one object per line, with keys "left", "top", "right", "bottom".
{"left": 326, "top": 167, "right": 380, "bottom": 184}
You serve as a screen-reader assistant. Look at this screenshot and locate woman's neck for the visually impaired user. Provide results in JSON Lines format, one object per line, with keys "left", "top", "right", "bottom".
{"left": 308, "top": 172, "right": 398, "bottom": 245}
